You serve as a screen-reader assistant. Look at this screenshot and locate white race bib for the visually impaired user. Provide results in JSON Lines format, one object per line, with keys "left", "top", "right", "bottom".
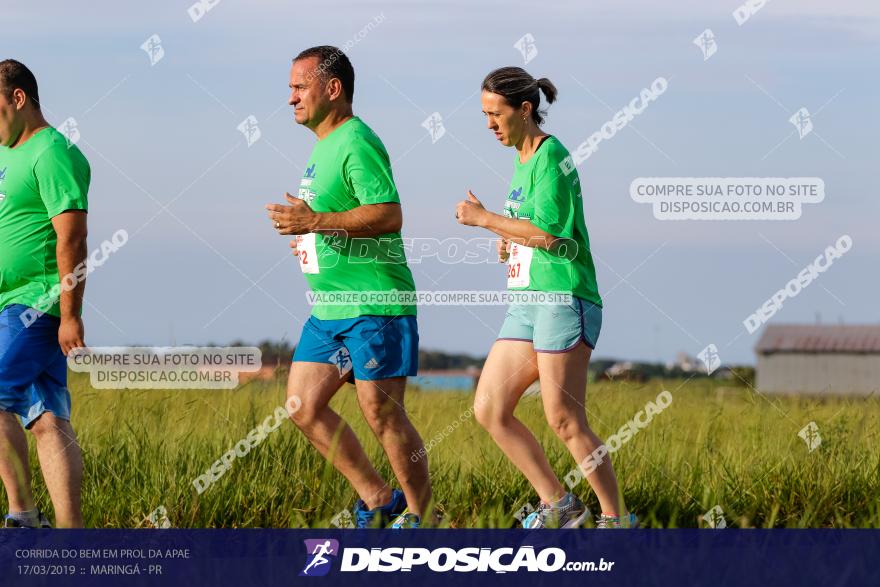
{"left": 507, "top": 242, "right": 532, "bottom": 288}
{"left": 297, "top": 233, "right": 319, "bottom": 274}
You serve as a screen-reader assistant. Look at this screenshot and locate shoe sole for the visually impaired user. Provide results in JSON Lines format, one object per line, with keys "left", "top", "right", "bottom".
{"left": 562, "top": 509, "right": 591, "bottom": 529}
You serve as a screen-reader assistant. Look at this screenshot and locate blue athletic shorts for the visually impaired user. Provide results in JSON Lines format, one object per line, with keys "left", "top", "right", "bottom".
{"left": 497, "top": 296, "right": 602, "bottom": 352}
{"left": 0, "top": 304, "right": 71, "bottom": 428}
{"left": 293, "top": 315, "right": 419, "bottom": 381}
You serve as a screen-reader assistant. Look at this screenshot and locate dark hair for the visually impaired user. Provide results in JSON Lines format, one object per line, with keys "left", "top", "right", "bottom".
{"left": 0, "top": 59, "right": 40, "bottom": 108}
{"left": 293, "top": 45, "right": 355, "bottom": 103}
{"left": 481, "top": 66, "right": 556, "bottom": 125}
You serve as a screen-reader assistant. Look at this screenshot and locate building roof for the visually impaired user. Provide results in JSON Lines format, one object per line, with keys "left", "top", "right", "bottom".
{"left": 755, "top": 324, "right": 880, "bottom": 354}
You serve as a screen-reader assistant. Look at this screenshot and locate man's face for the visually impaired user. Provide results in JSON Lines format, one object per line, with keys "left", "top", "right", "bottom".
{"left": 288, "top": 57, "right": 331, "bottom": 130}
{"left": 0, "top": 89, "right": 25, "bottom": 147}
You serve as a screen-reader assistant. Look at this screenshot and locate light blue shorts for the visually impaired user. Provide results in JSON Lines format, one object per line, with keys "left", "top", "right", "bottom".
{"left": 497, "top": 296, "right": 602, "bottom": 352}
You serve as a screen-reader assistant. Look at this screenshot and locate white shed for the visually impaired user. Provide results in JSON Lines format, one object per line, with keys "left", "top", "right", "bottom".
{"left": 755, "top": 324, "right": 880, "bottom": 395}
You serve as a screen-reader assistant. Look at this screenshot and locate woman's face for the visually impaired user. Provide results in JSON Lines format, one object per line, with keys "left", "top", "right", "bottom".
{"left": 481, "top": 90, "right": 529, "bottom": 147}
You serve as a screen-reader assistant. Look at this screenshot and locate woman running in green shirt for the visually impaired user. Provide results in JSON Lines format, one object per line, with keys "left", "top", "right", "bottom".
{"left": 455, "top": 66, "right": 636, "bottom": 528}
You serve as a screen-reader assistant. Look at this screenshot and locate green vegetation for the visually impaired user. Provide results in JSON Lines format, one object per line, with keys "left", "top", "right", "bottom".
{"left": 8, "top": 374, "right": 878, "bottom": 528}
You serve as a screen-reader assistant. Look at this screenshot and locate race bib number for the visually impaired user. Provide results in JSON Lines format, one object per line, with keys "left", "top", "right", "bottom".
{"left": 507, "top": 242, "right": 532, "bottom": 288}
{"left": 297, "top": 233, "right": 319, "bottom": 274}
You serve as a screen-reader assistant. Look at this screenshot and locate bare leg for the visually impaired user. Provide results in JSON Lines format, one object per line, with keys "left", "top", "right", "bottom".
{"left": 355, "top": 377, "right": 431, "bottom": 517}
{"left": 474, "top": 340, "right": 566, "bottom": 504}
{"left": 0, "top": 411, "right": 35, "bottom": 513}
{"left": 286, "top": 362, "right": 391, "bottom": 508}
{"left": 30, "top": 413, "right": 83, "bottom": 527}
{"left": 537, "top": 342, "right": 623, "bottom": 515}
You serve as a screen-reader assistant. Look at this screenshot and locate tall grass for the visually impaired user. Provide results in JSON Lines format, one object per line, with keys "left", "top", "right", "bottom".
{"left": 8, "top": 374, "right": 879, "bottom": 528}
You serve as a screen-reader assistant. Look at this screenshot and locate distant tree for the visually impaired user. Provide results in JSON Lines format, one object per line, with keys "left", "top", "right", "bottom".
{"left": 418, "top": 350, "right": 484, "bottom": 370}
{"left": 727, "top": 366, "right": 756, "bottom": 387}
{"left": 254, "top": 340, "right": 295, "bottom": 366}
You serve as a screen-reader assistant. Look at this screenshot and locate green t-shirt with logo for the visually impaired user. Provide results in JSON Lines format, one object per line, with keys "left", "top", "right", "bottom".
{"left": 296, "top": 117, "right": 416, "bottom": 320}
{"left": 502, "top": 136, "right": 602, "bottom": 307}
{"left": 0, "top": 127, "right": 90, "bottom": 317}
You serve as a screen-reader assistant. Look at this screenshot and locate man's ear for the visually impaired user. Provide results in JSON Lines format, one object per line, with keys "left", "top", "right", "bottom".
{"left": 326, "top": 78, "right": 343, "bottom": 102}
{"left": 12, "top": 88, "right": 27, "bottom": 110}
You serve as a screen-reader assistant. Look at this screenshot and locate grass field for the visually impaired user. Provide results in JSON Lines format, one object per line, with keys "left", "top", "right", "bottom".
{"left": 9, "top": 373, "right": 880, "bottom": 528}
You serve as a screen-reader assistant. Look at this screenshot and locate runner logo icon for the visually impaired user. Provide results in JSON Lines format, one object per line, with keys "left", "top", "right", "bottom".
{"left": 300, "top": 539, "right": 340, "bottom": 577}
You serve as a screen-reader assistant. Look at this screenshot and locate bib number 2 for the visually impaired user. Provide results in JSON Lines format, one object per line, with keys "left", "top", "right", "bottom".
{"left": 507, "top": 243, "right": 532, "bottom": 288}
{"left": 297, "top": 233, "right": 319, "bottom": 274}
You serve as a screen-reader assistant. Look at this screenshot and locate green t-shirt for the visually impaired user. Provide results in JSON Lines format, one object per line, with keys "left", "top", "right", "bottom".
{"left": 0, "top": 127, "right": 90, "bottom": 317}
{"left": 296, "top": 117, "right": 416, "bottom": 320}
{"left": 502, "top": 136, "right": 602, "bottom": 307}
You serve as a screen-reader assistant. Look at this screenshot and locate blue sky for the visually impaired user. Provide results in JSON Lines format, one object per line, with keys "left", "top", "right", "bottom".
{"left": 4, "top": 0, "right": 877, "bottom": 364}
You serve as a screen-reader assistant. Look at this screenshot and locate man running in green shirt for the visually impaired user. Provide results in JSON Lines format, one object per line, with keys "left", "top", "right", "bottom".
{"left": 266, "top": 46, "right": 431, "bottom": 528}
{"left": 0, "top": 60, "right": 89, "bottom": 528}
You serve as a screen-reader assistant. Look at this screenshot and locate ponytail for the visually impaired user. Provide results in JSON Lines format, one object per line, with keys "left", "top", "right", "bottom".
{"left": 536, "top": 77, "right": 557, "bottom": 106}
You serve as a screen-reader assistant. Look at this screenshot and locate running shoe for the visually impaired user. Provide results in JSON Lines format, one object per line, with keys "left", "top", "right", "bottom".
{"left": 3, "top": 510, "right": 51, "bottom": 529}
{"left": 389, "top": 510, "right": 421, "bottom": 529}
{"left": 353, "top": 489, "right": 407, "bottom": 529}
{"left": 522, "top": 493, "right": 590, "bottom": 529}
{"left": 595, "top": 512, "right": 639, "bottom": 528}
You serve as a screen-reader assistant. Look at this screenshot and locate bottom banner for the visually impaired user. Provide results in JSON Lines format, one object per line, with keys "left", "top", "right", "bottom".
{"left": 1, "top": 529, "right": 876, "bottom": 586}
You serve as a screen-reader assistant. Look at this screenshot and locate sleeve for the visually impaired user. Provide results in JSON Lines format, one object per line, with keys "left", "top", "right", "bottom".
{"left": 343, "top": 136, "right": 400, "bottom": 206}
{"left": 34, "top": 144, "right": 90, "bottom": 218}
{"left": 530, "top": 154, "right": 576, "bottom": 238}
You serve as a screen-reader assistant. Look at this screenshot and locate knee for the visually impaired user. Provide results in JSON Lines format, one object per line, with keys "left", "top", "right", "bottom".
{"left": 288, "top": 397, "right": 318, "bottom": 430}
{"left": 545, "top": 409, "right": 582, "bottom": 442}
{"left": 361, "top": 400, "right": 402, "bottom": 435}
{"left": 474, "top": 401, "right": 506, "bottom": 433}
{"left": 473, "top": 401, "right": 492, "bottom": 430}
{"left": 28, "top": 415, "right": 56, "bottom": 439}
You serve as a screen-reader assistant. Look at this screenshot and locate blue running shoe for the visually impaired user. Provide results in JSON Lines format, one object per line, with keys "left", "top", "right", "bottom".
{"left": 353, "top": 489, "right": 407, "bottom": 529}
{"left": 522, "top": 493, "right": 590, "bottom": 529}
{"left": 596, "top": 512, "right": 639, "bottom": 528}
{"left": 389, "top": 510, "right": 421, "bottom": 529}
{"left": 3, "top": 510, "right": 51, "bottom": 529}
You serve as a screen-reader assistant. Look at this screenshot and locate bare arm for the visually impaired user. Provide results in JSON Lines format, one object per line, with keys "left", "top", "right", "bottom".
{"left": 312, "top": 202, "right": 402, "bottom": 237}
{"left": 266, "top": 193, "right": 403, "bottom": 238}
{"left": 51, "top": 210, "right": 88, "bottom": 355}
{"left": 455, "top": 190, "right": 560, "bottom": 251}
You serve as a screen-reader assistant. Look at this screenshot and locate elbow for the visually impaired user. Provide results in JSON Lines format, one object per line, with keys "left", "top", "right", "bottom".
{"left": 385, "top": 207, "right": 403, "bottom": 233}
{"left": 56, "top": 229, "right": 88, "bottom": 251}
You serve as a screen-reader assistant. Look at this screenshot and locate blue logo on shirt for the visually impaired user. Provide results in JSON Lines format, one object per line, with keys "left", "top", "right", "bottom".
{"left": 508, "top": 186, "right": 524, "bottom": 201}
{"left": 304, "top": 163, "right": 316, "bottom": 179}
{"left": 0, "top": 167, "right": 6, "bottom": 182}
